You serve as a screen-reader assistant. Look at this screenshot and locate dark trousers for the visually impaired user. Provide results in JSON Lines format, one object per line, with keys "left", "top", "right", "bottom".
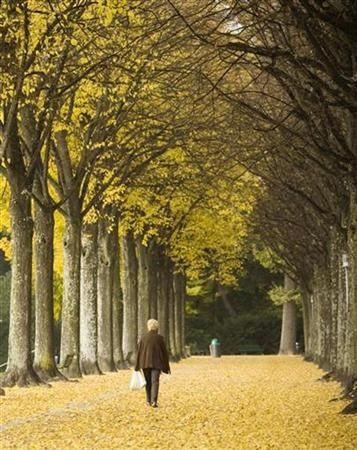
{"left": 143, "top": 368, "right": 161, "bottom": 404}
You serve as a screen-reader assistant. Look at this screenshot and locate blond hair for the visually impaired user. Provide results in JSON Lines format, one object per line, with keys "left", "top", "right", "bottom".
{"left": 147, "top": 319, "right": 159, "bottom": 331}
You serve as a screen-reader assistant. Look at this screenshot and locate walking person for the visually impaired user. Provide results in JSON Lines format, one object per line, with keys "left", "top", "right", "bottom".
{"left": 135, "top": 319, "right": 170, "bottom": 408}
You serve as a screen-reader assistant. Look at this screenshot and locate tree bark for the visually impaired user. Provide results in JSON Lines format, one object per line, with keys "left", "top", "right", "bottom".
{"left": 181, "top": 275, "right": 186, "bottom": 356}
{"left": 97, "top": 218, "right": 115, "bottom": 372}
{"left": 337, "top": 249, "right": 348, "bottom": 377}
{"left": 2, "top": 193, "right": 40, "bottom": 387}
{"left": 168, "top": 267, "right": 178, "bottom": 360}
{"left": 347, "top": 186, "right": 357, "bottom": 380}
{"left": 318, "top": 270, "right": 331, "bottom": 371}
{"left": 1, "top": 112, "right": 40, "bottom": 387}
{"left": 157, "top": 251, "right": 169, "bottom": 347}
{"left": 120, "top": 232, "right": 138, "bottom": 365}
{"left": 148, "top": 241, "right": 159, "bottom": 319}
{"left": 80, "top": 221, "right": 101, "bottom": 375}
{"left": 301, "top": 289, "right": 312, "bottom": 358}
{"left": 33, "top": 202, "right": 63, "bottom": 380}
{"left": 136, "top": 238, "right": 150, "bottom": 340}
{"left": 60, "top": 216, "right": 81, "bottom": 378}
{"left": 346, "top": 111, "right": 357, "bottom": 381}
{"left": 173, "top": 272, "right": 185, "bottom": 358}
{"left": 279, "top": 274, "right": 297, "bottom": 355}
{"left": 311, "top": 272, "right": 323, "bottom": 364}
{"left": 112, "top": 219, "right": 125, "bottom": 369}
{"left": 329, "top": 229, "right": 342, "bottom": 372}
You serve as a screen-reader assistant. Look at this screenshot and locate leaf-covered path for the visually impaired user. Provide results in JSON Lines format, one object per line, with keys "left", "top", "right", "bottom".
{"left": 0, "top": 356, "right": 356, "bottom": 449}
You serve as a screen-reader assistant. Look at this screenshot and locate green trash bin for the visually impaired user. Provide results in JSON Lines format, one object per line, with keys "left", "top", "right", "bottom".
{"left": 209, "top": 338, "right": 221, "bottom": 357}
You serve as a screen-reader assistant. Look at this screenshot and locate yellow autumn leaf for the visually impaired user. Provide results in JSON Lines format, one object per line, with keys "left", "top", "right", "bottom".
{"left": 0, "top": 357, "right": 356, "bottom": 449}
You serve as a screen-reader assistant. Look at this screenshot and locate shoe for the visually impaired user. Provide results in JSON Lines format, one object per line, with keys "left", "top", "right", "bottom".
{"left": 151, "top": 402, "right": 158, "bottom": 408}
{"left": 146, "top": 401, "right": 151, "bottom": 406}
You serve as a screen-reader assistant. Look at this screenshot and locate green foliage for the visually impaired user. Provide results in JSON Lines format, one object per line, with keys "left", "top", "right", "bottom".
{"left": 215, "top": 311, "right": 282, "bottom": 354}
{"left": 186, "top": 277, "right": 216, "bottom": 302}
{"left": 185, "top": 319, "right": 213, "bottom": 355}
{"left": 268, "top": 285, "right": 301, "bottom": 306}
{"left": 230, "top": 257, "right": 283, "bottom": 309}
{"left": 185, "top": 255, "right": 291, "bottom": 354}
{"left": 252, "top": 245, "right": 282, "bottom": 272}
{"left": 186, "top": 310, "right": 282, "bottom": 355}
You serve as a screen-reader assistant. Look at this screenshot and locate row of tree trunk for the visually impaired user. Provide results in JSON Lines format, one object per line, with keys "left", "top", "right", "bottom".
{"left": 120, "top": 233, "right": 186, "bottom": 367}
{"left": 2, "top": 206, "right": 186, "bottom": 386}
{"left": 302, "top": 221, "right": 357, "bottom": 385}
{"left": 278, "top": 211, "right": 357, "bottom": 386}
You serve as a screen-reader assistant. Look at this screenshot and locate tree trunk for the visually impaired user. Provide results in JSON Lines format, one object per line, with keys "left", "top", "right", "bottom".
{"left": 173, "top": 272, "right": 184, "bottom": 358}
{"left": 337, "top": 248, "right": 348, "bottom": 377}
{"left": 157, "top": 251, "right": 169, "bottom": 347}
{"left": 301, "top": 289, "right": 312, "bottom": 358}
{"left": 317, "top": 270, "right": 331, "bottom": 371}
{"left": 148, "top": 241, "right": 158, "bottom": 319}
{"left": 329, "top": 229, "right": 344, "bottom": 372}
{"left": 120, "top": 232, "right": 138, "bottom": 365}
{"left": 2, "top": 193, "right": 40, "bottom": 387}
{"left": 136, "top": 238, "right": 150, "bottom": 340}
{"left": 313, "top": 274, "right": 323, "bottom": 365}
{"left": 2, "top": 115, "right": 40, "bottom": 387}
{"left": 181, "top": 275, "right": 186, "bottom": 356}
{"left": 80, "top": 221, "right": 101, "bottom": 375}
{"left": 60, "top": 216, "right": 81, "bottom": 378}
{"left": 33, "top": 203, "right": 62, "bottom": 380}
{"left": 279, "top": 274, "right": 297, "bottom": 355}
{"left": 97, "top": 218, "right": 115, "bottom": 372}
{"left": 340, "top": 105, "right": 357, "bottom": 413}
{"left": 347, "top": 185, "right": 357, "bottom": 380}
{"left": 112, "top": 219, "right": 125, "bottom": 369}
{"left": 168, "top": 267, "right": 177, "bottom": 360}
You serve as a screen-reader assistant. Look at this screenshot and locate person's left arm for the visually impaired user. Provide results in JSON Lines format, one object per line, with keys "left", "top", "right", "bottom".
{"left": 160, "top": 337, "right": 171, "bottom": 374}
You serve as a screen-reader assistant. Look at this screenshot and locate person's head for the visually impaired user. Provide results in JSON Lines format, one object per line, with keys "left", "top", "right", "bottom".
{"left": 147, "top": 318, "right": 159, "bottom": 332}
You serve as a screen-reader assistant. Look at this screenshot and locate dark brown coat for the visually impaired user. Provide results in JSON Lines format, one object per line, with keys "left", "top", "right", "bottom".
{"left": 135, "top": 330, "right": 171, "bottom": 374}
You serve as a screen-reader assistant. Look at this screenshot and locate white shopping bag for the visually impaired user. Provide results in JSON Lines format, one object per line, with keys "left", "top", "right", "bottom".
{"left": 129, "top": 370, "right": 146, "bottom": 390}
{"left": 160, "top": 372, "right": 171, "bottom": 383}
